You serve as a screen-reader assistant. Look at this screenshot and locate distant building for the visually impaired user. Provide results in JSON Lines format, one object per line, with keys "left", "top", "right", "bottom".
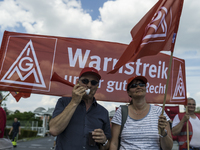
{"left": 33, "top": 107, "right": 55, "bottom": 136}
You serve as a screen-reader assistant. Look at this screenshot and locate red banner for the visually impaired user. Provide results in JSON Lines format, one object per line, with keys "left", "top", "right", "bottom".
{"left": 0, "top": 31, "right": 187, "bottom": 104}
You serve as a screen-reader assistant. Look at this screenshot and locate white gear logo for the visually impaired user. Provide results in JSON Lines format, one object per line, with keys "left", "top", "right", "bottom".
{"left": 0, "top": 40, "right": 46, "bottom": 88}
{"left": 172, "top": 64, "right": 185, "bottom": 99}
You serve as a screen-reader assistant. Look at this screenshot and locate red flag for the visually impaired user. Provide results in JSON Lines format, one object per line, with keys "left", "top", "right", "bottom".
{"left": 109, "top": 0, "right": 184, "bottom": 74}
{"left": 10, "top": 91, "right": 31, "bottom": 102}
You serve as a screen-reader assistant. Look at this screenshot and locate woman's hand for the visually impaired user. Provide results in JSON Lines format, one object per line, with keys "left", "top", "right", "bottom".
{"left": 158, "top": 115, "right": 168, "bottom": 136}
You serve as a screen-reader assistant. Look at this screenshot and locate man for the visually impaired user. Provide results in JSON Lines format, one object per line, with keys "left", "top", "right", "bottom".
{"left": 172, "top": 98, "right": 200, "bottom": 150}
{"left": 9, "top": 118, "right": 21, "bottom": 141}
{"left": 49, "top": 67, "right": 111, "bottom": 150}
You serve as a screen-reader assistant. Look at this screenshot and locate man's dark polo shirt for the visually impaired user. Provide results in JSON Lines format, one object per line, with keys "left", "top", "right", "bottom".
{"left": 12, "top": 121, "right": 20, "bottom": 133}
{"left": 52, "top": 97, "right": 111, "bottom": 150}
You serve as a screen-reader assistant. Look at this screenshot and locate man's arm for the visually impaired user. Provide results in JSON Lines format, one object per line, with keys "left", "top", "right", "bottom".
{"left": 18, "top": 126, "right": 21, "bottom": 135}
{"left": 49, "top": 84, "right": 86, "bottom": 136}
{"left": 49, "top": 100, "right": 79, "bottom": 136}
{"left": 92, "top": 129, "right": 110, "bottom": 150}
{"left": 172, "top": 113, "right": 189, "bottom": 136}
{"left": 9, "top": 127, "right": 13, "bottom": 135}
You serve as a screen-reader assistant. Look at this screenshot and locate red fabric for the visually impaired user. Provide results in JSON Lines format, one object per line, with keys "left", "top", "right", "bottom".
{"left": 109, "top": 0, "right": 184, "bottom": 74}
{"left": 0, "top": 107, "right": 6, "bottom": 138}
{"left": 10, "top": 91, "right": 31, "bottom": 102}
{"left": 0, "top": 31, "right": 187, "bottom": 104}
{"left": 177, "top": 113, "right": 200, "bottom": 150}
{"left": 165, "top": 106, "right": 179, "bottom": 120}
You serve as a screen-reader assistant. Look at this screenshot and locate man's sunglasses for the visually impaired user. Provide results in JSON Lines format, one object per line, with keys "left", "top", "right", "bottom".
{"left": 81, "top": 79, "right": 99, "bottom": 86}
{"left": 129, "top": 83, "right": 146, "bottom": 88}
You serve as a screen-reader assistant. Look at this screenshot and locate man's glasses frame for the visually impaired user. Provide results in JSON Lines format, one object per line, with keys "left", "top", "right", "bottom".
{"left": 80, "top": 79, "right": 99, "bottom": 86}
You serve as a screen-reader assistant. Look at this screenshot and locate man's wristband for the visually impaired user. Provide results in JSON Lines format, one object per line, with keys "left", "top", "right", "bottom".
{"left": 159, "top": 129, "right": 168, "bottom": 138}
{"left": 102, "top": 139, "right": 108, "bottom": 146}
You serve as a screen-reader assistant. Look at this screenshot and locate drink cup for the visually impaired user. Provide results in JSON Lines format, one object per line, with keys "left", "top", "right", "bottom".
{"left": 88, "top": 131, "right": 96, "bottom": 146}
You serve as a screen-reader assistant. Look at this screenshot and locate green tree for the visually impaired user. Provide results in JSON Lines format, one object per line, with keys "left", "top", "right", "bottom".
{"left": 7, "top": 111, "right": 43, "bottom": 127}
{"left": 0, "top": 91, "right": 10, "bottom": 116}
{"left": 196, "top": 107, "right": 200, "bottom": 113}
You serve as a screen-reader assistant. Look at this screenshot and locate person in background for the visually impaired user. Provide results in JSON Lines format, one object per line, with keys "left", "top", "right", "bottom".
{"left": 49, "top": 67, "right": 111, "bottom": 150}
{"left": 110, "top": 76, "right": 173, "bottom": 150}
{"left": 9, "top": 118, "right": 21, "bottom": 142}
{"left": 0, "top": 93, "right": 13, "bottom": 150}
{"left": 172, "top": 97, "right": 200, "bottom": 150}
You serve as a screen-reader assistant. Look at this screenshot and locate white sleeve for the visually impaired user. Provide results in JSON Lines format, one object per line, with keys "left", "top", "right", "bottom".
{"left": 111, "top": 106, "right": 122, "bottom": 126}
{"left": 172, "top": 114, "right": 180, "bottom": 128}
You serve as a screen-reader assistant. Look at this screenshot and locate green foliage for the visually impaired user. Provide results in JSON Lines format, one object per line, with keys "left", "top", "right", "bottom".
{"left": 0, "top": 91, "right": 9, "bottom": 101}
{"left": 196, "top": 106, "right": 200, "bottom": 113}
{"left": 6, "top": 111, "right": 43, "bottom": 127}
{"left": 0, "top": 91, "right": 10, "bottom": 116}
{"left": 4, "top": 128, "right": 38, "bottom": 139}
{"left": 24, "top": 121, "right": 32, "bottom": 129}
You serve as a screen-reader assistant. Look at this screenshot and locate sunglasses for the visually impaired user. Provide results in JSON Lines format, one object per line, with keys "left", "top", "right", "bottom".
{"left": 81, "top": 79, "right": 99, "bottom": 86}
{"left": 188, "top": 103, "right": 196, "bottom": 106}
{"left": 129, "top": 83, "right": 146, "bottom": 88}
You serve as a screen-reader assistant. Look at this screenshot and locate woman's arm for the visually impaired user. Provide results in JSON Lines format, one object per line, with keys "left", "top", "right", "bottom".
{"left": 159, "top": 116, "right": 173, "bottom": 150}
{"left": 109, "top": 123, "right": 121, "bottom": 150}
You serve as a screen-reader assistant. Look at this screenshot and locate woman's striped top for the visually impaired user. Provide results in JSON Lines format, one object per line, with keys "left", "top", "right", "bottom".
{"left": 111, "top": 105, "right": 170, "bottom": 150}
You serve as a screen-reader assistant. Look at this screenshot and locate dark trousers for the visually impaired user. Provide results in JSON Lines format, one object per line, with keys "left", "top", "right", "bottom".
{"left": 12, "top": 131, "right": 18, "bottom": 141}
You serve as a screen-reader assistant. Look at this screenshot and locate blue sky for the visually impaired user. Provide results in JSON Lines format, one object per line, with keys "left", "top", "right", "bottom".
{"left": 0, "top": 0, "right": 200, "bottom": 113}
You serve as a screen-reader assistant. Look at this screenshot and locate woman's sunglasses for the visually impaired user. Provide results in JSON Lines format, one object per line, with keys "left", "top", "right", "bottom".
{"left": 129, "top": 83, "right": 146, "bottom": 88}
{"left": 81, "top": 79, "right": 99, "bottom": 86}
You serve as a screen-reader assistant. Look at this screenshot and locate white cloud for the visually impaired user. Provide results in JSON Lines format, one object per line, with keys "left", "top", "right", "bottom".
{"left": 40, "top": 95, "right": 57, "bottom": 106}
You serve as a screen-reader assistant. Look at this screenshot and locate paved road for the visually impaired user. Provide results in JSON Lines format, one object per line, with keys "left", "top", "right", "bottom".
{"left": 13, "top": 136, "right": 179, "bottom": 150}
{"left": 14, "top": 136, "right": 55, "bottom": 150}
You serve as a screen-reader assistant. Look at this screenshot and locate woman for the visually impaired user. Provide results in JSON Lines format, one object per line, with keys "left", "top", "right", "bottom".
{"left": 110, "top": 76, "right": 173, "bottom": 150}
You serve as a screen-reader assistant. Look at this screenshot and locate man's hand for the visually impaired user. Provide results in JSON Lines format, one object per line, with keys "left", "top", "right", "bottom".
{"left": 71, "top": 84, "right": 86, "bottom": 105}
{"left": 92, "top": 129, "right": 107, "bottom": 144}
{"left": 182, "top": 113, "right": 190, "bottom": 122}
{"left": 19, "top": 132, "right": 21, "bottom": 135}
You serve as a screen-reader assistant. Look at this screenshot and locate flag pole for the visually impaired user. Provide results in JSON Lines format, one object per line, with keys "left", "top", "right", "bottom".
{"left": 159, "top": 51, "right": 173, "bottom": 134}
{"left": 186, "top": 106, "right": 189, "bottom": 150}
{"left": 0, "top": 92, "right": 10, "bottom": 103}
{"left": 161, "top": 51, "right": 173, "bottom": 115}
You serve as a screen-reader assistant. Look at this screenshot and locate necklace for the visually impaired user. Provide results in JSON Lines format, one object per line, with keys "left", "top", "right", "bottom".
{"left": 133, "top": 105, "right": 148, "bottom": 115}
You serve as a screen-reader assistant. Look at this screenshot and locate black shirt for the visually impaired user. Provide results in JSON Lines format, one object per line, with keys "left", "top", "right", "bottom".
{"left": 12, "top": 121, "right": 20, "bottom": 132}
{"left": 52, "top": 97, "right": 111, "bottom": 150}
